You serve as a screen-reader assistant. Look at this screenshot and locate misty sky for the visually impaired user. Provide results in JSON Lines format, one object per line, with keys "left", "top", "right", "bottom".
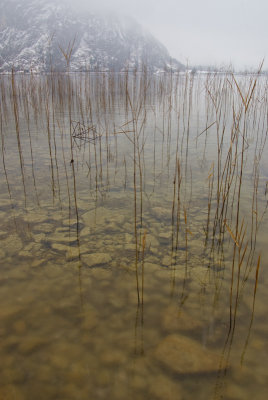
{"left": 71, "top": 0, "right": 267, "bottom": 69}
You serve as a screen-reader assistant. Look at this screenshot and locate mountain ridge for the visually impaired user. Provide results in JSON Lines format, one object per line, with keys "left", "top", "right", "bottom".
{"left": 0, "top": 0, "right": 184, "bottom": 72}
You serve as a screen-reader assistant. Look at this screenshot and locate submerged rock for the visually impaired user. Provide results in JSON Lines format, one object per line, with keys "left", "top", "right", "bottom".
{"left": 49, "top": 233, "right": 78, "bottom": 243}
{"left": 18, "top": 336, "right": 48, "bottom": 355}
{"left": 31, "top": 258, "right": 44, "bottom": 267}
{"left": 149, "top": 374, "right": 183, "bottom": 400}
{"left": 154, "top": 334, "right": 220, "bottom": 374}
{"left": 151, "top": 207, "right": 171, "bottom": 220}
{"left": 0, "top": 384, "right": 25, "bottom": 400}
{"left": 18, "top": 250, "right": 32, "bottom": 258}
{"left": 83, "top": 253, "right": 112, "bottom": 267}
{"left": 99, "top": 348, "right": 127, "bottom": 365}
{"left": 36, "top": 223, "right": 54, "bottom": 234}
{"left": 62, "top": 218, "right": 80, "bottom": 227}
{"left": 1, "top": 234, "right": 23, "bottom": 255}
{"left": 0, "top": 229, "right": 6, "bottom": 237}
{"left": 161, "top": 255, "right": 173, "bottom": 266}
{"left": 12, "top": 320, "right": 27, "bottom": 335}
{"left": 158, "top": 231, "right": 172, "bottom": 240}
{"left": 162, "top": 304, "right": 203, "bottom": 333}
{"left": 115, "top": 215, "right": 126, "bottom": 226}
{"left": 51, "top": 243, "right": 70, "bottom": 252}
{"left": 80, "top": 305, "right": 98, "bottom": 331}
{"left": 146, "top": 234, "right": 160, "bottom": 249}
{"left": 66, "top": 247, "right": 81, "bottom": 260}
{"left": 125, "top": 243, "right": 137, "bottom": 251}
{"left": 80, "top": 226, "right": 91, "bottom": 237}
{"left": 81, "top": 207, "right": 110, "bottom": 227}
{"left": 24, "top": 213, "right": 48, "bottom": 223}
{"left": 34, "top": 233, "right": 46, "bottom": 243}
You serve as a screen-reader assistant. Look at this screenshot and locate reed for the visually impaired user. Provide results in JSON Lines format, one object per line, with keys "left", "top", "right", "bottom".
{"left": 1, "top": 67, "right": 266, "bottom": 353}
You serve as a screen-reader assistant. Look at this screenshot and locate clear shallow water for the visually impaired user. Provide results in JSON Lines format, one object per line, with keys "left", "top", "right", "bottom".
{"left": 0, "top": 72, "right": 267, "bottom": 399}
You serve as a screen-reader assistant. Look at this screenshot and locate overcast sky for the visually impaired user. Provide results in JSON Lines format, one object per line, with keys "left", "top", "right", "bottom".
{"left": 68, "top": 0, "right": 267, "bottom": 70}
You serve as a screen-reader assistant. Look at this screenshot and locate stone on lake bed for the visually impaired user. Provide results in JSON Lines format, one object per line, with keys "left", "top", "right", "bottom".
{"left": 0, "top": 385, "right": 25, "bottom": 400}
{"left": 18, "top": 250, "right": 32, "bottom": 258}
{"left": 81, "top": 206, "right": 110, "bottom": 226}
{"left": 80, "top": 226, "right": 91, "bottom": 237}
{"left": 143, "top": 262, "right": 161, "bottom": 273}
{"left": 89, "top": 268, "right": 113, "bottom": 280}
{"left": 149, "top": 373, "right": 183, "bottom": 400}
{"left": 62, "top": 218, "right": 80, "bottom": 226}
{"left": 124, "top": 233, "right": 133, "bottom": 243}
{"left": 12, "top": 320, "right": 27, "bottom": 334}
{"left": 82, "top": 252, "right": 112, "bottom": 267}
{"left": 24, "top": 242, "right": 41, "bottom": 252}
{"left": 151, "top": 207, "right": 171, "bottom": 220}
{"left": 115, "top": 214, "right": 126, "bottom": 225}
{"left": 80, "top": 305, "right": 98, "bottom": 331}
{"left": 99, "top": 348, "right": 127, "bottom": 365}
{"left": 49, "top": 233, "right": 78, "bottom": 243}
{"left": 158, "top": 231, "right": 172, "bottom": 240}
{"left": 51, "top": 242, "right": 89, "bottom": 259}
{"left": 154, "top": 334, "right": 220, "bottom": 374}
{"left": 18, "top": 335, "right": 48, "bottom": 355}
{"left": 125, "top": 243, "right": 137, "bottom": 251}
{"left": 33, "top": 233, "right": 46, "bottom": 242}
{"left": 146, "top": 234, "right": 160, "bottom": 248}
{"left": 24, "top": 212, "right": 48, "bottom": 223}
{"left": 161, "top": 255, "right": 173, "bottom": 266}
{"left": 35, "top": 223, "right": 54, "bottom": 233}
{"left": 31, "top": 258, "right": 44, "bottom": 267}
{"left": 0, "top": 229, "right": 6, "bottom": 237}
{"left": 162, "top": 304, "right": 203, "bottom": 332}
{"left": 0, "top": 304, "right": 24, "bottom": 319}
{"left": 66, "top": 247, "right": 81, "bottom": 260}
{"left": 52, "top": 243, "right": 70, "bottom": 252}
{"left": 1, "top": 234, "right": 23, "bottom": 255}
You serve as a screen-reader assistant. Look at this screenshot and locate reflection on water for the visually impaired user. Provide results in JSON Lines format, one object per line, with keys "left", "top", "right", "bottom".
{"left": 0, "top": 71, "right": 267, "bottom": 399}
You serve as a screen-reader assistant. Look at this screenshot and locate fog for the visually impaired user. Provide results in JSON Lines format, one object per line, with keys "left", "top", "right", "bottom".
{"left": 52, "top": 0, "right": 268, "bottom": 69}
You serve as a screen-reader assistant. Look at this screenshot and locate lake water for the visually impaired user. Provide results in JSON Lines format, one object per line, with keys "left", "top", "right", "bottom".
{"left": 0, "top": 72, "right": 267, "bottom": 400}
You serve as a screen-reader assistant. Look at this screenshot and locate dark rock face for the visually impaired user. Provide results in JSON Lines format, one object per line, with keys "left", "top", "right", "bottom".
{"left": 0, "top": 0, "right": 184, "bottom": 72}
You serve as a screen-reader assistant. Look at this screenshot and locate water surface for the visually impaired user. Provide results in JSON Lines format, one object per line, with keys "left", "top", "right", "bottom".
{"left": 0, "top": 72, "right": 267, "bottom": 400}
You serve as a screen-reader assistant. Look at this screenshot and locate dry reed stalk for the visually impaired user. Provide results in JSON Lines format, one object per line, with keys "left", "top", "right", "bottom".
{"left": 0, "top": 100, "right": 13, "bottom": 205}
{"left": 57, "top": 119, "right": 72, "bottom": 216}
{"left": 59, "top": 38, "right": 76, "bottom": 70}
{"left": 11, "top": 70, "right": 27, "bottom": 207}
{"left": 240, "top": 254, "right": 261, "bottom": 364}
{"left": 45, "top": 94, "right": 56, "bottom": 199}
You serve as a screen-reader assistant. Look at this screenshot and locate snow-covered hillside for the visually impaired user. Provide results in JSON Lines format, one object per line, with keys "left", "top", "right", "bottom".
{"left": 0, "top": 0, "right": 184, "bottom": 72}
